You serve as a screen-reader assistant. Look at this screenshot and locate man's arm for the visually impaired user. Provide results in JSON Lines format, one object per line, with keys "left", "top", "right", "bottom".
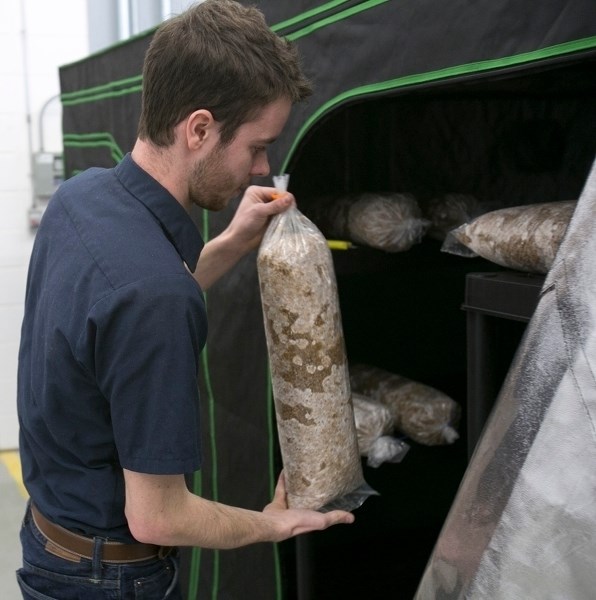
{"left": 193, "top": 185, "right": 293, "bottom": 290}
{"left": 123, "top": 469, "right": 354, "bottom": 549}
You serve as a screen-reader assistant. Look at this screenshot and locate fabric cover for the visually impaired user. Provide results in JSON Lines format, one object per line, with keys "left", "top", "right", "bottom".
{"left": 415, "top": 158, "right": 596, "bottom": 599}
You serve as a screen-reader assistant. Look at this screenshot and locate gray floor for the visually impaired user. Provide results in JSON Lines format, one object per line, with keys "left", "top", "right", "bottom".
{"left": 0, "top": 452, "right": 27, "bottom": 599}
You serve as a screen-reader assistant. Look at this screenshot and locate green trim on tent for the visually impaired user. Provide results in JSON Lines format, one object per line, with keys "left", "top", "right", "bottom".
{"left": 62, "top": 132, "right": 125, "bottom": 164}
{"left": 188, "top": 211, "right": 225, "bottom": 600}
{"left": 61, "top": 75, "right": 142, "bottom": 106}
{"left": 271, "top": 0, "right": 364, "bottom": 32}
{"left": 187, "top": 471, "right": 203, "bottom": 598}
{"left": 200, "top": 342, "right": 222, "bottom": 599}
{"left": 266, "top": 365, "right": 284, "bottom": 599}
{"left": 280, "top": 35, "right": 596, "bottom": 172}
{"left": 284, "top": 0, "right": 390, "bottom": 41}
{"left": 266, "top": 368, "right": 277, "bottom": 501}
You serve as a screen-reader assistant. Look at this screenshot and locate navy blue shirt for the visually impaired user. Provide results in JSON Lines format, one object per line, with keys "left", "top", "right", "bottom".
{"left": 17, "top": 154, "right": 207, "bottom": 542}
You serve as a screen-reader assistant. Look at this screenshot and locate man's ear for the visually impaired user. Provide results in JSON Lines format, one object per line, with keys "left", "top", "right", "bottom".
{"left": 186, "top": 109, "right": 216, "bottom": 151}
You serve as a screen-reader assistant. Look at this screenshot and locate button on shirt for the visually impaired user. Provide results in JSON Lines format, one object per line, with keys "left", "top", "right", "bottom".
{"left": 17, "top": 154, "right": 207, "bottom": 542}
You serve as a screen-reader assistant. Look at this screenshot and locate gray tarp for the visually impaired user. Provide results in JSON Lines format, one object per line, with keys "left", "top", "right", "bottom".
{"left": 415, "top": 156, "right": 596, "bottom": 599}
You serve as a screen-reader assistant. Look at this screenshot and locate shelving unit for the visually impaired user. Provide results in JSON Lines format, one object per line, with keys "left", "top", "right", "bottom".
{"left": 463, "top": 271, "right": 545, "bottom": 457}
{"left": 287, "top": 69, "right": 595, "bottom": 594}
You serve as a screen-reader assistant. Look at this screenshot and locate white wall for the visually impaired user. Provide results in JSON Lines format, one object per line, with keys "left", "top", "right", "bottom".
{"left": 0, "top": 0, "right": 200, "bottom": 450}
{"left": 0, "top": 1, "right": 89, "bottom": 450}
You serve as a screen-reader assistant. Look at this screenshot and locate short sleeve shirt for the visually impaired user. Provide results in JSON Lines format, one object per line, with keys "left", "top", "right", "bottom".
{"left": 17, "top": 154, "right": 207, "bottom": 542}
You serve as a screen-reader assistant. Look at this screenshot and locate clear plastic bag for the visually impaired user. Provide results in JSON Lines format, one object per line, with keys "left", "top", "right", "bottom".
{"left": 257, "top": 202, "right": 375, "bottom": 511}
{"left": 305, "top": 192, "right": 430, "bottom": 252}
{"left": 350, "top": 364, "right": 461, "bottom": 446}
{"left": 441, "top": 200, "right": 576, "bottom": 273}
{"left": 352, "top": 392, "right": 410, "bottom": 467}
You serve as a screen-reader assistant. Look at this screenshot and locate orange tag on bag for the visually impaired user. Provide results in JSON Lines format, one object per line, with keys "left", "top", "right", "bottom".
{"left": 272, "top": 174, "right": 289, "bottom": 201}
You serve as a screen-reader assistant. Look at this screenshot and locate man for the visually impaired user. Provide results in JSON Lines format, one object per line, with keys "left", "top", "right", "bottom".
{"left": 16, "top": 1, "right": 354, "bottom": 598}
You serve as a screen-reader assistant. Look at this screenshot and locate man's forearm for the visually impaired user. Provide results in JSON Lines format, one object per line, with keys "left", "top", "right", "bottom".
{"left": 124, "top": 470, "right": 278, "bottom": 548}
{"left": 135, "top": 493, "right": 279, "bottom": 549}
{"left": 193, "top": 230, "right": 250, "bottom": 290}
{"left": 124, "top": 470, "right": 353, "bottom": 550}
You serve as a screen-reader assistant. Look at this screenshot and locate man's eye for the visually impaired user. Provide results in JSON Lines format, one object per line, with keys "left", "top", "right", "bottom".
{"left": 253, "top": 146, "right": 266, "bottom": 155}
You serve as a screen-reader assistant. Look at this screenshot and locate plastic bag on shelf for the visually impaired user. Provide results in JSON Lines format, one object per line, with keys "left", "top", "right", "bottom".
{"left": 424, "top": 193, "right": 483, "bottom": 241}
{"left": 350, "top": 363, "right": 461, "bottom": 446}
{"left": 305, "top": 192, "right": 430, "bottom": 252}
{"left": 257, "top": 178, "right": 375, "bottom": 512}
{"left": 352, "top": 392, "right": 410, "bottom": 467}
{"left": 441, "top": 200, "right": 576, "bottom": 273}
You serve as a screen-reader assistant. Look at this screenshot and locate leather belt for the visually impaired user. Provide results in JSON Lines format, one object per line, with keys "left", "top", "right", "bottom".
{"left": 31, "top": 503, "right": 171, "bottom": 563}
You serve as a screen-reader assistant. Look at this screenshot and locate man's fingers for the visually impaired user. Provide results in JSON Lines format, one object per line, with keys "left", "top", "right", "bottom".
{"left": 325, "top": 510, "right": 355, "bottom": 526}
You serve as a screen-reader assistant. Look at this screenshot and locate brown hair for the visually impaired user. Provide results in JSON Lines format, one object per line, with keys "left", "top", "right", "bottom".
{"left": 137, "top": 0, "right": 312, "bottom": 146}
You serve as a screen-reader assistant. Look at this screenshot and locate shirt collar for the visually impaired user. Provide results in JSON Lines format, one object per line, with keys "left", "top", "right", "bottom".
{"left": 114, "top": 153, "right": 204, "bottom": 272}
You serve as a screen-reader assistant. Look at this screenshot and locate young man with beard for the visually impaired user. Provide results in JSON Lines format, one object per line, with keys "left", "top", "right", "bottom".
{"left": 16, "top": 1, "right": 354, "bottom": 598}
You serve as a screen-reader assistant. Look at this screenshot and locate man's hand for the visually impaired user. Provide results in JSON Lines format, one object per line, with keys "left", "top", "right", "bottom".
{"left": 226, "top": 185, "right": 295, "bottom": 253}
{"left": 194, "top": 185, "right": 294, "bottom": 290}
{"left": 262, "top": 471, "right": 355, "bottom": 540}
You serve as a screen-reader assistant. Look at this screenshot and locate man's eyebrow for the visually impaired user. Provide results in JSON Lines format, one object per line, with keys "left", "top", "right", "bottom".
{"left": 258, "top": 136, "right": 278, "bottom": 145}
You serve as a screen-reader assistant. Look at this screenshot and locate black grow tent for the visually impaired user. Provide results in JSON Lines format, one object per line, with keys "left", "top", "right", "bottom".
{"left": 58, "top": 1, "right": 596, "bottom": 598}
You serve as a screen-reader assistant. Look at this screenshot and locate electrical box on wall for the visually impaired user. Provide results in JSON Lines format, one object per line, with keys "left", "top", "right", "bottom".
{"left": 28, "top": 152, "right": 63, "bottom": 229}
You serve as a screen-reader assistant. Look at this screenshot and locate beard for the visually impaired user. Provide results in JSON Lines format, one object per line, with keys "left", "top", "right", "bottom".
{"left": 188, "top": 143, "right": 246, "bottom": 211}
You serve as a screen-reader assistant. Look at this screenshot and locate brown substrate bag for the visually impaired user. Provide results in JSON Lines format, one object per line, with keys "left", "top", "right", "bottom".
{"left": 257, "top": 206, "right": 374, "bottom": 511}
{"left": 304, "top": 192, "right": 430, "bottom": 252}
{"left": 442, "top": 200, "right": 576, "bottom": 273}
{"left": 350, "top": 364, "right": 461, "bottom": 446}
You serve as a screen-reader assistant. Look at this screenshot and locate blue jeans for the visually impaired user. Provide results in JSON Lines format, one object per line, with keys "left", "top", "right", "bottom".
{"left": 17, "top": 504, "right": 183, "bottom": 599}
